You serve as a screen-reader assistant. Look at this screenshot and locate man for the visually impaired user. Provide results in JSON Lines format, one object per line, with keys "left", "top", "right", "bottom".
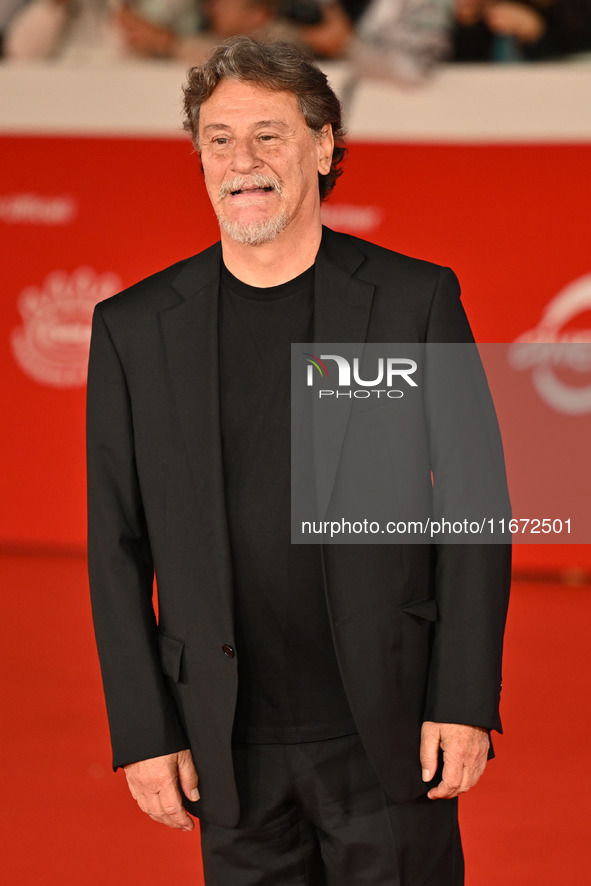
{"left": 87, "top": 36, "right": 511, "bottom": 885}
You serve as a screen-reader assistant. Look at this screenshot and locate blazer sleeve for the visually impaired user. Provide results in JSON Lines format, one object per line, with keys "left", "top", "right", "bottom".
{"left": 421, "top": 267, "right": 512, "bottom": 733}
{"left": 87, "top": 304, "right": 189, "bottom": 769}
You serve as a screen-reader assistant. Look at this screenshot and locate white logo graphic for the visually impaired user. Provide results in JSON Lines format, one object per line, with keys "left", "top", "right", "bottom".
{"left": 304, "top": 352, "right": 418, "bottom": 400}
{"left": 508, "top": 274, "right": 591, "bottom": 414}
{"left": 0, "top": 194, "right": 77, "bottom": 225}
{"left": 306, "top": 354, "right": 417, "bottom": 387}
{"left": 320, "top": 204, "right": 383, "bottom": 233}
{"left": 11, "top": 267, "right": 121, "bottom": 388}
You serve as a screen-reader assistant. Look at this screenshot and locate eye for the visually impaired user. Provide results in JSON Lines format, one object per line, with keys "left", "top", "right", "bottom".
{"left": 213, "top": 137, "right": 228, "bottom": 145}
{"left": 259, "top": 135, "right": 275, "bottom": 142}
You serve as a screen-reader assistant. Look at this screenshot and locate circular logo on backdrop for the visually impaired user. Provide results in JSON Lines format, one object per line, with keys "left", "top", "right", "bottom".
{"left": 11, "top": 267, "right": 121, "bottom": 388}
{"left": 508, "top": 274, "right": 591, "bottom": 415}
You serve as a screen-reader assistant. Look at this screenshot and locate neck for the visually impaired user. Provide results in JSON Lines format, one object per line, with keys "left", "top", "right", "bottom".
{"left": 220, "top": 216, "right": 322, "bottom": 287}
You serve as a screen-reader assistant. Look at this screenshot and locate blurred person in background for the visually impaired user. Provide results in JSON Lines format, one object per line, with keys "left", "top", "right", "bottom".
{"left": 4, "top": 0, "right": 453, "bottom": 76}
{"left": 3, "top": 0, "right": 357, "bottom": 64}
{"left": 4, "top": 0, "right": 295, "bottom": 63}
{"left": 451, "top": 0, "right": 591, "bottom": 61}
{"left": 270, "top": 0, "right": 453, "bottom": 81}
{"left": 3, "top": 0, "right": 202, "bottom": 61}
{"left": 114, "top": 0, "right": 355, "bottom": 63}
{"left": 0, "top": 0, "right": 28, "bottom": 54}
{"left": 117, "top": 0, "right": 280, "bottom": 62}
{"left": 350, "top": 0, "right": 452, "bottom": 84}
{"left": 277, "top": 0, "right": 354, "bottom": 57}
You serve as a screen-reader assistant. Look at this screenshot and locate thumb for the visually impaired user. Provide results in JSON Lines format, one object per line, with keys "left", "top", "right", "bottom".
{"left": 420, "top": 722, "right": 441, "bottom": 782}
{"left": 177, "top": 749, "right": 200, "bottom": 802}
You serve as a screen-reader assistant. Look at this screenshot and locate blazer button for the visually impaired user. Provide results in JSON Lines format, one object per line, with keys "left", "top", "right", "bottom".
{"left": 222, "top": 644, "right": 235, "bottom": 658}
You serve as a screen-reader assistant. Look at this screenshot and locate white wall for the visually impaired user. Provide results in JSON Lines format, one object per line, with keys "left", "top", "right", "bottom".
{"left": 1, "top": 61, "right": 590, "bottom": 141}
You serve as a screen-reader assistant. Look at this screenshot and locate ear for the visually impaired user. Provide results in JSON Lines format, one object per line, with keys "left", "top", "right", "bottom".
{"left": 316, "top": 124, "right": 334, "bottom": 176}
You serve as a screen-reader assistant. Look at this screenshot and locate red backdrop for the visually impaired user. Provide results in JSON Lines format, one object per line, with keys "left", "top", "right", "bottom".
{"left": 2, "top": 136, "right": 590, "bottom": 568}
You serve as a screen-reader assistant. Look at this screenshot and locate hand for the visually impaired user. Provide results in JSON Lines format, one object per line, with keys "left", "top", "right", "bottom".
{"left": 485, "top": 2, "right": 546, "bottom": 43}
{"left": 298, "top": 3, "right": 353, "bottom": 58}
{"left": 205, "top": 0, "right": 272, "bottom": 39}
{"left": 123, "top": 748, "right": 199, "bottom": 830}
{"left": 115, "top": 7, "right": 177, "bottom": 57}
{"left": 420, "top": 721, "right": 489, "bottom": 800}
{"left": 454, "top": 0, "right": 488, "bottom": 27}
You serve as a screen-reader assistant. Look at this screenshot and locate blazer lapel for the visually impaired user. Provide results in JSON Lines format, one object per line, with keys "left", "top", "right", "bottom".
{"left": 159, "top": 244, "right": 233, "bottom": 624}
{"left": 314, "top": 228, "right": 374, "bottom": 343}
{"left": 158, "top": 229, "right": 375, "bottom": 590}
{"left": 312, "top": 228, "right": 375, "bottom": 517}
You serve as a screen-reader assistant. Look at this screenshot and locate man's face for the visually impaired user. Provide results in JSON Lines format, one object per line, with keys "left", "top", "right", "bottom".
{"left": 198, "top": 79, "right": 333, "bottom": 246}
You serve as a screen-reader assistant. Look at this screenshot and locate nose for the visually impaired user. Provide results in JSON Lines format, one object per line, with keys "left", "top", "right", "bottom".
{"left": 230, "top": 138, "right": 262, "bottom": 174}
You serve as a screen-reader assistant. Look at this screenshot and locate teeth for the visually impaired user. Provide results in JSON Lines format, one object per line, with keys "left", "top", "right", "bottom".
{"left": 229, "top": 186, "right": 273, "bottom": 196}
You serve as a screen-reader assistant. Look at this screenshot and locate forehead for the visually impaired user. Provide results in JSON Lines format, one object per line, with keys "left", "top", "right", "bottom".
{"left": 199, "top": 79, "right": 305, "bottom": 131}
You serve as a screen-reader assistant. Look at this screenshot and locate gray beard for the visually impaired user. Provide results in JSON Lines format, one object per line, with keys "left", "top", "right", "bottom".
{"left": 218, "top": 211, "right": 289, "bottom": 246}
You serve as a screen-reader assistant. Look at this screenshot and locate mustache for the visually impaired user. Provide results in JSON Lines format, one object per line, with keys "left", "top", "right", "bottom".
{"left": 219, "top": 174, "right": 283, "bottom": 199}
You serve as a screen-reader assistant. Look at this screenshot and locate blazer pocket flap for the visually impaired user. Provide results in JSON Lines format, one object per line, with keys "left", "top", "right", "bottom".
{"left": 158, "top": 633, "right": 184, "bottom": 682}
{"left": 401, "top": 598, "right": 438, "bottom": 622}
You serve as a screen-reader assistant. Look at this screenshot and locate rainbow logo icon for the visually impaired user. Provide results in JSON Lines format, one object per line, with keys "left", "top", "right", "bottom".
{"left": 303, "top": 353, "right": 329, "bottom": 378}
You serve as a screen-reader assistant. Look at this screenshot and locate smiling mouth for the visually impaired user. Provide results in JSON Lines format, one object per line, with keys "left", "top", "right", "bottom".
{"left": 220, "top": 175, "right": 282, "bottom": 199}
{"left": 230, "top": 186, "right": 274, "bottom": 196}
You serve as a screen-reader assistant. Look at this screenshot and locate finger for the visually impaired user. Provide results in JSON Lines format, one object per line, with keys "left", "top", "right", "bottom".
{"left": 130, "top": 774, "right": 193, "bottom": 831}
{"left": 486, "top": 10, "right": 511, "bottom": 32}
{"left": 135, "top": 793, "right": 176, "bottom": 828}
{"left": 429, "top": 755, "right": 486, "bottom": 799}
{"left": 138, "top": 791, "right": 194, "bottom": 830}
{"left": 158, "top": 781, "right": 194, "bottom": 831}
{"left": 146, "top": 809, "right": 192, "bottom": 830}
{"left": 458, "top": 754, "right": 486, "bottom": 794}
{"left": 117, "top": 7, "right": 135, "bottom": 26}
{"left": 419, "top": 723, "right": 440, "bottom": 782}
{"left": 458, "top": 768, "right": 477, "bottom": 795}
{"left": 427, "top": 775, "right": 461, "bottom": 800}
{"left": 428, "top": 754, "right": 463, "bottom": 799}
{"left": 178, "top": 753, "right": 200, "bottom": 802}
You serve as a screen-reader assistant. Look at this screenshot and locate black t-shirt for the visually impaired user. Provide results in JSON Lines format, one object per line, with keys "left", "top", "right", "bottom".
{"left": 219, "top": 261, "right": 357, "bottom": 743}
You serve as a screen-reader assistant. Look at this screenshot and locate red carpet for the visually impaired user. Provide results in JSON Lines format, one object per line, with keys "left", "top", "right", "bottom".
{"left": 1, "top": 551, "right": 588, "bottom": 885}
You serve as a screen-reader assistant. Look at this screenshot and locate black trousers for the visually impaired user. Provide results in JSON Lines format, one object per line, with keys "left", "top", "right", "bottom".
{"left": 199, "top": 734, "right": 464, "bottom": 886}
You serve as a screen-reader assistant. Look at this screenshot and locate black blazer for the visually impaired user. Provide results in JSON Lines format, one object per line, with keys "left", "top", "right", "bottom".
{"left": 87, "top": 227, "right": 511, "bottom": 828}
